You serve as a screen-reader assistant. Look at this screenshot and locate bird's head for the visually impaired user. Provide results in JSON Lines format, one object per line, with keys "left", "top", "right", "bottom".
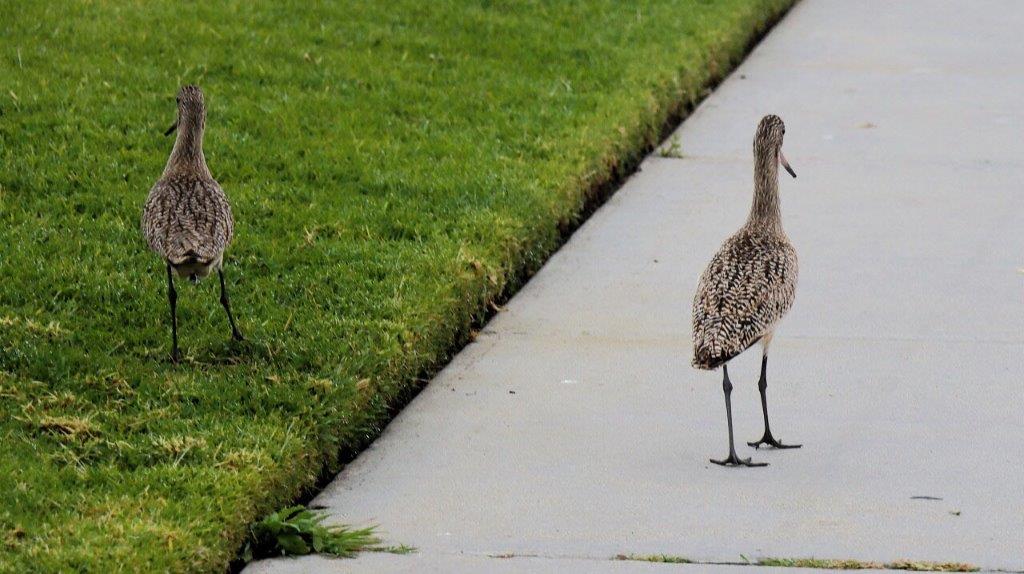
{"left": 165, "top": 85, "right": 206, "bottom": 136}
{"left": 754, "top": 114, "right": 795, "bottom": 178}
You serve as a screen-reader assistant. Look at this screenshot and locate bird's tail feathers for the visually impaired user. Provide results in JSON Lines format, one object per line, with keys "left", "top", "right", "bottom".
{"left": 168, "top": 249, "right": 217, "bottom": 283}
{"left": 168, "top": 249, "right": 210, "bottom": 267}
{"left": 692, "top": 348, "right": 728, "bottom": 371}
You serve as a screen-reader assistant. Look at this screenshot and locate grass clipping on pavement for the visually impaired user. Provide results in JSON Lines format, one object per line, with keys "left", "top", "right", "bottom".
{"left": 0, "top": 0, "right": 792, "bottom": 570}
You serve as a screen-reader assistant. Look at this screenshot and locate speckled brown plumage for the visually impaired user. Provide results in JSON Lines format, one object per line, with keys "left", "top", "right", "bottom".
{"left": 142, "top": 85, "right": 234, "bottom": 282}
{"left": 692, "top": 230, "right": 797, "bottom": 369}
{"left": 692, "top": 115, "right": 797, "bottom": 371}
{"left": 142, "top": 85, "right": 242, "bottom": 362}
{"left": 142, "top": 176, "right": 234, "bottom": 279}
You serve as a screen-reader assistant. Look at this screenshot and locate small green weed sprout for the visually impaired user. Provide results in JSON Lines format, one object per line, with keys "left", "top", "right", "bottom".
{"left": 658, "top": 134, "right": 685, "bottom": 158}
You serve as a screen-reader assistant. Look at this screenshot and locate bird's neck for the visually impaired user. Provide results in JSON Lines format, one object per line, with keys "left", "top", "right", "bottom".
{"left": 163, "top": 119, "right": 211, "bottom": 179}
{"left": 746, "top": 148, "right": 782, "bottom": 231}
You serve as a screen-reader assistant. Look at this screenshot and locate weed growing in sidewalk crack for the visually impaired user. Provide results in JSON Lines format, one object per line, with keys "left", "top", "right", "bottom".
{"left": 616, "top": 553, "right": 693, "bottom": 564}
{"left": 758, "top": 557, "right": 979, "bottom": 572}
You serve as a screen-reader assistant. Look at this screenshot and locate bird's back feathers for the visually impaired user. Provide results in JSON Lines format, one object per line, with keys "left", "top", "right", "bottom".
{"left": 141, "top": 175, "right": 233, "bottom": 277}
{"left": 692, "top": 228, "right": 797, "bottom": 369}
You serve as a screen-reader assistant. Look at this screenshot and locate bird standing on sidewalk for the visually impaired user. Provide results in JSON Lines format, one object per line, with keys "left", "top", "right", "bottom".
{"left": 142, "top": 85, "right": 243, "bottom": 362}
{"left": 691, "top": 114, "right": 800, "bottom": 467}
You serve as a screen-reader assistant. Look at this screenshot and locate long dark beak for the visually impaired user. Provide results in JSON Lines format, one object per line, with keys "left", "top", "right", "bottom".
{"left": 779, "top": 149, "right": 796, "bottom": 178}
{"left": 164, "top": 119, "right": 178, "bottom": 136}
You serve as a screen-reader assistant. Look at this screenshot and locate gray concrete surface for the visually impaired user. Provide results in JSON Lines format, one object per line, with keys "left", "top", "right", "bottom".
{"left": 245, "top": 553, "right": 894, "bottom": 574}
{"left": 248, "top": 1, "right": 1024, "bottom": 572}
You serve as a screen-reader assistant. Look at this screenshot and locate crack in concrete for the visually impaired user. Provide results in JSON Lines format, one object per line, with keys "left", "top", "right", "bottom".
{"left": 394, "top": 548, "right": 1021, "bottom": 573}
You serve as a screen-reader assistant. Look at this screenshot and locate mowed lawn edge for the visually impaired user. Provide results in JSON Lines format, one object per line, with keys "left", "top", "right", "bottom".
{"left": 0, "top": 1, "right": 794, "bottom": 571}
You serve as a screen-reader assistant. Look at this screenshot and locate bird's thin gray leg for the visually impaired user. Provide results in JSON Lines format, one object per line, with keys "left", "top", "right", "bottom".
{"left": 748, "top": 355, "right": 801, "bottom": 449}
{"left": 218, "top": 268, "right": 244, "bottom": 341}
{"left": 711, "top": 364, "right": 767, "bottom": 467}
{"left": 167, "top": 263, "right": 180, "bottom": 363}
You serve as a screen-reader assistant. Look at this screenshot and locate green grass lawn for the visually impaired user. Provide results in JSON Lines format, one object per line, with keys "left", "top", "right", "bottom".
{"left": 0, "top": 1, "right": 792, "bottom": 570}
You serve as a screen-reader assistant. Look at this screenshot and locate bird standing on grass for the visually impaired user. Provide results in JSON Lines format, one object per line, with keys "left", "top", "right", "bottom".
{"left": 692, "top": 114, "right": 800, "bottom": 467}
{"left": 142, "top": 85, "right": 243, "bottom": 362}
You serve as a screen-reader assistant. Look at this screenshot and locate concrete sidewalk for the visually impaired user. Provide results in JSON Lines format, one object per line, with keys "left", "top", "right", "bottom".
{"left": 247, "top": 1, "right": 1024, "bottom": 572}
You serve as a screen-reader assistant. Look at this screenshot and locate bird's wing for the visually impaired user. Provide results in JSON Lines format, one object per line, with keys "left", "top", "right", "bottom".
{"left": 692, "top": 232, "right": 797, "bottom": 368}
{"left": 141, "top": 179, "right": 174, "bottom": 257}
{"left": 191, "top": 179, "right": 233, "bottom": 255}
{"left": 141, "top": 178, "right": 234, "bottom": 264}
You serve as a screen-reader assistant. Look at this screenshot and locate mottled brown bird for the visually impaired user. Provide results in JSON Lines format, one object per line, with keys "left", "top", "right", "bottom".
{"left": 142, "top": 85, "right": 242, "bottom": 362}
{"left": 692, "top": 114, "right": 799, "bottom": 467}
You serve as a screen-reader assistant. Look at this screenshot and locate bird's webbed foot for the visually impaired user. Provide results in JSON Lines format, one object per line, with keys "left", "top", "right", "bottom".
{"left": 710, "top": 452, "right": 768, "bottom": 467}
{"left": 747, "top": 431, "right": 801, "bottom": 450}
